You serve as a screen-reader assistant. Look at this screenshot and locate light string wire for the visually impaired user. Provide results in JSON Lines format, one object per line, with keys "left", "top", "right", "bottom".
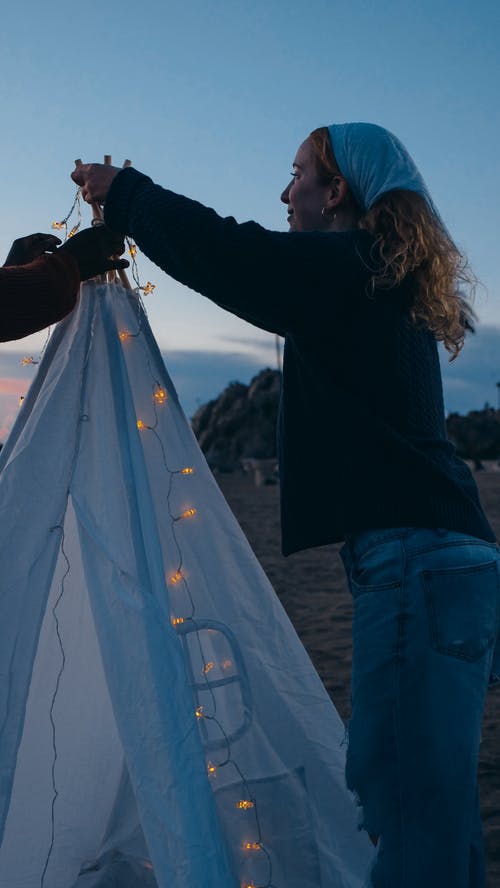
{"left": 39, "top": 523, "right": 70, "bottom": 887}
{"left": 21, "top": 190, "right": 153, "bottom": 381}
{"left": 125, "top": 237, "right": 155, "bottom": 297}
{"left": 133, "top": 327, "right": 276, "bottom": 888}
{"left": 20, "top": 189, "right": 83, "bottom": 376}
{"left": 51, "top": 188, "right": 82, "bottom": 240}
{"left": 38, "top": 285, "right": 98, "bottom": 888}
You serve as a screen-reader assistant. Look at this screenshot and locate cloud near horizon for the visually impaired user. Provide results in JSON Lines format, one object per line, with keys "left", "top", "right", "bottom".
{"left": 0, "top": 377, "right": 30, "bottom": 439}
{"left": 0, "top": 377, "right": 30, "bottom": 396}
{"left": 0, "top": 347, "right": 270, "bottom": 443}
{"left": 0, "top": 325, "right": 499, "bottom": 443}
{"left": 160, "top": 348, "right": 272, "bottom": 417}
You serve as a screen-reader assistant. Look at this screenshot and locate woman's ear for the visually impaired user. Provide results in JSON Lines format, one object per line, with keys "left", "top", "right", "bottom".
{"left": 325, "top": 175, "right": 350, "bottom": 212}
{"left": 323, "top": 176, "right": 361, "bottom": 230}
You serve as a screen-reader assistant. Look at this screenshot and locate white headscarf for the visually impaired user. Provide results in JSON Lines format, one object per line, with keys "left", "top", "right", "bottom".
{"left": 327, "top": 122, "right": 431, "bottom": 212}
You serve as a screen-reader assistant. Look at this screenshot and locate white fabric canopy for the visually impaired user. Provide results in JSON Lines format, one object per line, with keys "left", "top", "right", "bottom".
{"left": 0, "top": 282, "right": 374, "bottom": 887}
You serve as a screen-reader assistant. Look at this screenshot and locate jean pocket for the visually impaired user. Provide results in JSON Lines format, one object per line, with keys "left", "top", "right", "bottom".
{"left": 350, "top": 577, "right": 401, "bottom": 597}
{"left": 342, "top": 540, "right": 402, "bottom": 597}
{"left": 424, "top": 560, "right": 499, "bottom": 661}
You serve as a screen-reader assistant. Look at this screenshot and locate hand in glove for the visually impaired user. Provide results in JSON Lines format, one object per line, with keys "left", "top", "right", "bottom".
{"left": 4, "top": 233, "right": 62, "bottom": 266}
{"left": 58, "top": 225, "right": 129, "bottom": 281}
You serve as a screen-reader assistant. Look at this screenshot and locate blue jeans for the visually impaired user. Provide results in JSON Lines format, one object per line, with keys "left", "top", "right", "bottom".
{"left": 340, "top": 527, "right": 500, "bottom": 888}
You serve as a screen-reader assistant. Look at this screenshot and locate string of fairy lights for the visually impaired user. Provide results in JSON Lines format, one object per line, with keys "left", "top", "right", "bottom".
{"left": 131, "top": 351, "right": 275, "bottom": 887}
{"left": 35, "top": 181, "right": 277, "bottom": 888}
{"left": 19, "top": 187, "right": 154, "bottom": 380}
{"left": 119, "top": 248, "right": 277, "bottom": 888}
{"left": 20, "top": 196, "right": 82, "bottom": 372}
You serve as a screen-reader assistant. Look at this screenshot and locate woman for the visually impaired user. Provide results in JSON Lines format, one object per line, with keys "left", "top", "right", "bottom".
{"left": 72, "top": 123, "right": 499, "bottom": 887}
{"left": 1, "top": 227, "right": 128, "bottom": 341}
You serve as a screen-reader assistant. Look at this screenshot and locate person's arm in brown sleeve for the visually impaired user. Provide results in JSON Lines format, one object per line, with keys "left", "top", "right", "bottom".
{"left": 0, "top": 227, "right": 129, "bottom": 342}
{"left": 0, "top": 250, "right": 80, "bottom": 342}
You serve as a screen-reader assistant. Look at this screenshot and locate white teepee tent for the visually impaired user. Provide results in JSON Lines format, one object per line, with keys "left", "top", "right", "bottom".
{"left": 0, "top": 280, "right": 374, "bottom": 887}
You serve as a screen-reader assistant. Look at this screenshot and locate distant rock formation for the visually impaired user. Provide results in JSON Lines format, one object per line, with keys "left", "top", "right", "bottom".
{"left": 447, "top": 407, "right": 500, "bottom": 469}
{"left": 192, "top": 372, "right": 500, "bottom": 476}
{"left": 191, "top": 368, "right": 281, "bottom": 473}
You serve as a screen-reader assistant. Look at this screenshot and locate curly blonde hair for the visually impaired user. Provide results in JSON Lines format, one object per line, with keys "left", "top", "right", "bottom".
{"left": 309, "top": 127, "right": 476, "bottom": 359}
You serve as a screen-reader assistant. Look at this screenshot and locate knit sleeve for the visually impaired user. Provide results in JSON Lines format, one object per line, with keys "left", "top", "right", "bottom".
{"left": 104, "top": 168, "right": 373, "bottom": 336}
{"left": 0, "top": 251, "right": 80, "bottom": 342}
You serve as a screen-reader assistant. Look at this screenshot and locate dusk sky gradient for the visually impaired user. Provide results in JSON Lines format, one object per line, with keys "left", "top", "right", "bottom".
{"left": 1, "top": 0, "right": 499, "bottom": 435}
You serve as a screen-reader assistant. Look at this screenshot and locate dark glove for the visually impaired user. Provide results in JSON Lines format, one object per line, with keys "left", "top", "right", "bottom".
{"left": 58, "top": 225, "right": 129, "bottom": 281}
{"left": 4, "top": 233, "right": 62, "bottom": 266}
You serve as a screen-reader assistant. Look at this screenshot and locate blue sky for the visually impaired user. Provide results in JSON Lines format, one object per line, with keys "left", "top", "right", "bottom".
{"left": 1, "top": 0, "right": 499, "bottom": 436}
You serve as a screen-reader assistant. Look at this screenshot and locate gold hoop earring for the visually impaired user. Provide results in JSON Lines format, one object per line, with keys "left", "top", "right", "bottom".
{"left": 321, "top": 207, "right": 337, "bottom": 220}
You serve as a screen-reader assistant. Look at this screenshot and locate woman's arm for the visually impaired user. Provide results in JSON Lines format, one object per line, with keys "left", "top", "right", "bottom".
{"left": 74, "top": 164, "right": 373, "bottom": 336}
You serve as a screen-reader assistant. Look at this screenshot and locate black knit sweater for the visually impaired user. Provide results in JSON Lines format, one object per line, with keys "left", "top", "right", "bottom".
{"left": 104, "top": 167, "right": 494, "bottom": 554}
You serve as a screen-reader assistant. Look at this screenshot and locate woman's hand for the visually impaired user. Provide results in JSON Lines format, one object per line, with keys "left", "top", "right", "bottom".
{"left": 4, "top": 233, "right": 62, "bottom": 266}
{"left": 71, "top": 163, "right": 121, "bottom": 205}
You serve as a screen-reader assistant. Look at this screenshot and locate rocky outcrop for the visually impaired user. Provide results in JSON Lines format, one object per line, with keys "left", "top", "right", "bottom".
{"left": 191, "top": 368, "right": 281, "bottom": 473}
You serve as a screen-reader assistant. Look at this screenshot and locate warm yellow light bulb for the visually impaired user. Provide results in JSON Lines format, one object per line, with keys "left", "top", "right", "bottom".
{"left": 236, "top": 800, "right": 254, "bottom": 810}
{"left": 243, "top": 842, "right": 261, "bottom": 852}
{"left": 21, "top": 356, "right": 34, "bottom": 366}
{"left": 119, "top": 331, "right": 131, "bottom": 341}
{"left": 128, "top": 243, "right": 137, "bottom": 258}
{"left": 207, "top": 761, "right": 217, "bottom": 778}
{"left": 51, "top": 221, "right": 65, "bottom": 230}
{"left": 142, "top": 281, "right": 155, "bottom": 295}
{"left": 67, "top": 224, "right": 80, "bottom": 238}
{"left": 202, "top": 661, "right": 214, "bottom": 675}
{"left": 169, "top": 571, "right": 183, "bottom": 585}
{"left": 153, "top": 388, "right": 167, "bottom": 404}
{"left": 181, "top": 467, "right": 194, "bottom": 475}
{"left": 195, "top": 706, "right": 203, "bottom": 718}
{"left": 170, "top": 616, "right": 185, "bottom": 626}
{"left": 136, "top": 419, "right": 146, "bottom": 430}
{"left": 180, "top": 508, "right": 197, "bottom": 519}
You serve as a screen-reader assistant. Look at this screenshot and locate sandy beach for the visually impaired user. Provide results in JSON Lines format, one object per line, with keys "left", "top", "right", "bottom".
{"left": 217, "top": 470, "right": 500, "bottom": 886}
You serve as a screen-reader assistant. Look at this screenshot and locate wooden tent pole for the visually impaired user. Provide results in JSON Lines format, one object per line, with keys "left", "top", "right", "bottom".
{"left": 74, "top": 156, "right": 132, "bottom": 290}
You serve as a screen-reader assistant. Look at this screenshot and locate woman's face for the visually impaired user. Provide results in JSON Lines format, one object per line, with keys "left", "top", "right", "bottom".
{"left": 280, "top": 138, "right": 335, "bottom": 232}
